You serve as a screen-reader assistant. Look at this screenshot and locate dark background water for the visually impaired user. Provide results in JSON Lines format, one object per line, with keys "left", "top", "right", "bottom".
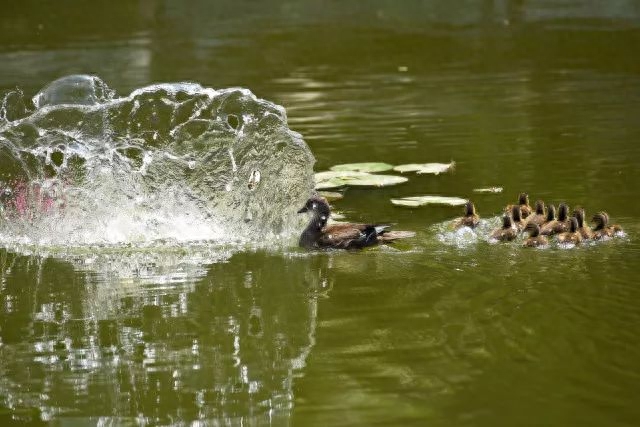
{"left": 2, "top": 1, "right": 640, "bottom": 426}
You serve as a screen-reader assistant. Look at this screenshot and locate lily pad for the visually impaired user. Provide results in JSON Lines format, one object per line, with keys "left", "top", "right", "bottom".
{"left": 393, "top": 162, "right": 455, "bottom": 175}
{"left": 330, "top": 162, "right": 394, "bottom": 173}
{"left": 473, "top": 187, "right": 503, "bottom": 194}
{"left": 315, "top": 170, "right": 407, "bottom": 189}
{"left": 318, "top": 191, "right": 344, "bottom": 201}
{"left": 391, "top": 195, "right": 467, "bottom": 207}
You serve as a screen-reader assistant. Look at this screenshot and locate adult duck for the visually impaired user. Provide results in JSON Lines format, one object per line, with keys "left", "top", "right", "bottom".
{"left": 297, "top": 197, "right": 415, "bottom": 249}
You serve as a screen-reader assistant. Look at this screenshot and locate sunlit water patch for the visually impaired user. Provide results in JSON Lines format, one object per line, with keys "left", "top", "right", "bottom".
{"left": 0, "top": 75, "right": 315, "bottom": 250}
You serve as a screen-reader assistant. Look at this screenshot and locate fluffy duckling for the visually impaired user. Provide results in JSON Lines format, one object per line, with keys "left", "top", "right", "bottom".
{"left": 524, "top": 200, "right": 546, "bottom": 227}
{"left": 297, "top": 196, "right": 415, "bottom": 249}
{"left": 557, "top": 217, "right": 582, "bottom": 245}
{"left": 541, "top": 204, "right": 556, "bottom": 229}
{"left": 592, "top": 212, "right": 623, "bottom": 240}
{"left": 505, "top": 193, "right": 532, "bottom": 219}
{"left": 540, "top": 203, "right": 569, "bottom": 235}
{"left": 573, "top": 208, "right": 594, "bottom": 240}
{"left": 511, "top": 204, "right": 526, "bottom": 231}
{"left": 489, "top": 214, "right": 517, "bottom": 242}
{"left": 453, "top": 201, "right": 480, "bottom": 229}
{"left": 523, "top": 223, "right": 548, "bottom": 248}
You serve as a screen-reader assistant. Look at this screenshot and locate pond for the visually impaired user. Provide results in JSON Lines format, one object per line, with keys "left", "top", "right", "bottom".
{"left": 1, "top": 1, "right": 640, "bottom": 426}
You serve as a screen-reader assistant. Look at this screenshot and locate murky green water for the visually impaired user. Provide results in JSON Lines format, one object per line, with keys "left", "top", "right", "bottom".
{"left": 2, "top": 1, "right": 640, "bottom": 426}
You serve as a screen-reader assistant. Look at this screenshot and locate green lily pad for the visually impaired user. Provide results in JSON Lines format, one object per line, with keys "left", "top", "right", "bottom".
{"left": 315, "top": 170, "right": 407, "bottom": 189}
{"left": 473, "top": 187, "right": 503, "bottom": 194}
{"left": 391, "top": 195, "right": 467, "bottom": 207}
{"left": 329, "top": 162, "right": 394, "bottom": 173}
{"left": 393, "top": 162, "right": 455, "bottom": 175}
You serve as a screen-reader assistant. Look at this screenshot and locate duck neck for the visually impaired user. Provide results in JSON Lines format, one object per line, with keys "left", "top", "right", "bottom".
{"left": 299, "top": 213, "right": 328, "bottom": 247}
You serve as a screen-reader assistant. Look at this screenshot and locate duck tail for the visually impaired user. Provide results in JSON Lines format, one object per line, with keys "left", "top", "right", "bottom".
{"left": 378, "top": 230, "right": 416, "bottom": 242}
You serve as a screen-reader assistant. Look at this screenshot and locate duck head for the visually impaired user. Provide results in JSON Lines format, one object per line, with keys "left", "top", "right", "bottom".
{"left": 557, "top": 203, "right": 569, "bottom": 221}
{"left": 592, "top": 212, "right": 608, "bottom": 230}
{"left": 546, "top": 204, "right": 556, "bottom": 221}
{"left": 518, "top": 193, "right": 529, "bottom": 206}
{"left": 464, "top": 201, "right": 476, "bottom": 216}
{"left": 511, "top": 204, "right": 522, "bottom": 222}
{"left": 501, "top": 214, "right": 513, "bottom": 229}
{"left": 524, "top": 222, "right": 540, "bottom": 237}
{"left": 568, "top": 216, "right": 579, "bottom": 233}
{"left": 298, "top": 196, "right": 331, "bottom": 219}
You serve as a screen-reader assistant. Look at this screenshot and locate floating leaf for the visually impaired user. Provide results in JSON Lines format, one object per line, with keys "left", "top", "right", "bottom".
{"left": 393, "top": 162, "right": 455, "bottom": 175}
{"left": 473, "top": 187, "right": 503, "bottom": 194}
{"left": 391, "top": 195, "right": 467, "bottom": 207}
{"left": 318, "top": 191, "right": 344, "bottom": 201}
{"left": 315, "top": 170, "right": 407, "bottom": 189}
{"left": 340, "top": 174, "right": 408, "bottom": 187}
{"left": 329, "top": 162, "right": 394, "bottom": 173}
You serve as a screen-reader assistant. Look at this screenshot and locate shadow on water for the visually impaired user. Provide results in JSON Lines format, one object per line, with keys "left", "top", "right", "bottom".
{"left": 0, "top": 248, "right": 329, "bottom": 425}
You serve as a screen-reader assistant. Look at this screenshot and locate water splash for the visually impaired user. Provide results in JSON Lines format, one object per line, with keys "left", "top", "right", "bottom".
{"left": 0, "top": 75, "right": 315, "bottom": 248}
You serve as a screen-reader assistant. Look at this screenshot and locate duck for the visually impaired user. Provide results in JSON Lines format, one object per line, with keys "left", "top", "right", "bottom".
{"left": 489, "top": 214, "right": 517, "bottom": 242}
{"left": 505, "top": 193, "right": 532, "bottom": 219}
{"left": 572, "top": 208, "right": 594, "bottom": 240}
{"left": 511, "top": 204, "right": 526, "bottom": 231}
{"left": 524, "top": 200, "right": 546, "bottom": 227}
{"left": 557, "top": 217, "right": 582, "bottom": 245}
{"left": 453, "top": 201, "right": 480, "bottom": 229}
{"left": 592, "top": 212, "right": 623, "bottom": 240}
{"left": 523, "top": 223, "right": 548, "bottom": 248}
{"left": 297, "top": 196, "right": 415, "bottom": 249}
{"left": 541, "top": 204, "right": 556, "bottom": 229}
{"left": 540, "top": 203, "right": 569, "bottom": 235}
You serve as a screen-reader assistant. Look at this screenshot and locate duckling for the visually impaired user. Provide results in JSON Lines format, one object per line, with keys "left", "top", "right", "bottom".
{"left": 523, "top": 223, "right": 548, "bottom": 248}
{"left": 541, "top": 204, "right": 556, "bottom": 229}
{"left": 505, "top": 193, "right": 532, "bottom": 219}
{"left": 524, "top": 200, "right": 546, "bottom": 227}
{"left": 573, "top": 208, "right": 594, "bottom": 240}
{"left": 511, "top": 204, "right": 526, "bottom": 231}
{"left": 489, "top": 214, "right": 517, "bottom": 242}
{"left": 540, "top": 203, "right": 569, "bottom": 235}
{"left": 453, "top": 201, "right": 480, "bottom": 229}
{"left": 557, "top": 217, "right": 582, "bottom": 245}
{"left": 297, "top": 196, "right": 415, "bottom": 249}
{"left": 592, "top": 212, "right": 623, "bottom": 240}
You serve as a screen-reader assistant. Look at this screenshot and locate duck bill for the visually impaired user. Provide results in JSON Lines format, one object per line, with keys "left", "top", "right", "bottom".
{"left": 297, "top": 206, "right": 308, "bottom": 214}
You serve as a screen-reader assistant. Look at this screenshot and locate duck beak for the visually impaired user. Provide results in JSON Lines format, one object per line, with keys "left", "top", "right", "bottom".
{"left": 297, "top": 206, "right": 308, "bottom": 214}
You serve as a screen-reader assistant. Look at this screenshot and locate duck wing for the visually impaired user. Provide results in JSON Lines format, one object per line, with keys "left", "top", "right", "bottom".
{"left": 319, "top": 223, "right": 388, "bottom": 249}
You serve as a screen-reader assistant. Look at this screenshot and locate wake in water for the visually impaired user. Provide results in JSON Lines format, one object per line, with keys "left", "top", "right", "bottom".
{"left": 0, "top": 75, "right": 315, "bottom": 248}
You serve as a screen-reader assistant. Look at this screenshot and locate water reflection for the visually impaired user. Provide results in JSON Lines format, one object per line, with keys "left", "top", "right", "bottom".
{"left": 0, "top": 248, "right": 328, "bottom": 425}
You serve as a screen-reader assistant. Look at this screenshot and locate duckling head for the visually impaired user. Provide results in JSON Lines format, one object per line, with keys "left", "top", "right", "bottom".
{"left": 518, "top": 193, "right": 529, "bottom": 205}
{"left": 464, "top": 201, "right": 476, "bottom": 216}
{"left": 297, "top": 196, "right": 331, "bottom": 221}
{"left": 524, "top": 222, "right": 540, "bottom": 237}
{"left": 501, "top": 214, "right": 513, "bottom": 229}
{"left": 546, "top": 204, "right": 556, "bottom": 221}
{"left": 511, "top": 204, "right": 522, "bottom": 222}
{"left": 568, "top": 216, "right": 579, "bottom": 233}
{"left": 573, "top": 208, "right": 585, "bottom": 227}
{"left": 534, "top": 200, "right": 545, "bottom": 215}
{"left": 557, "top": 203, "right": 569, "bottom": 221}
{"left": 592, "top": 212, "right": 608, "bottom": 229}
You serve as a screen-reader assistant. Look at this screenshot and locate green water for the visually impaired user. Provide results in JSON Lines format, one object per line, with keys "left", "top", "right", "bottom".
{"left": 2, "top": 1, "right": 640, "bottom": 426}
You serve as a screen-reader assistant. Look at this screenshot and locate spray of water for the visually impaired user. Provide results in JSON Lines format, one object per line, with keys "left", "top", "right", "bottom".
{"left": 0, "top": 75, "right": 315, "bottom": 250}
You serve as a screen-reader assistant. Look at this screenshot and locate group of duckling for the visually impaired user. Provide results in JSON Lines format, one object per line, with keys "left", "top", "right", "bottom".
{"left": 455, "top": 193, "right": 623, "bottom": 248}
{"left": 296, "top": 193, "right": 623, "bottom": 250}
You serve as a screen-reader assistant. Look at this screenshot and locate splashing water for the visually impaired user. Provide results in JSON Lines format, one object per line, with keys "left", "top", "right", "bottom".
{"left": 0, "top": 75, "right": 315, "bottom": 248}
